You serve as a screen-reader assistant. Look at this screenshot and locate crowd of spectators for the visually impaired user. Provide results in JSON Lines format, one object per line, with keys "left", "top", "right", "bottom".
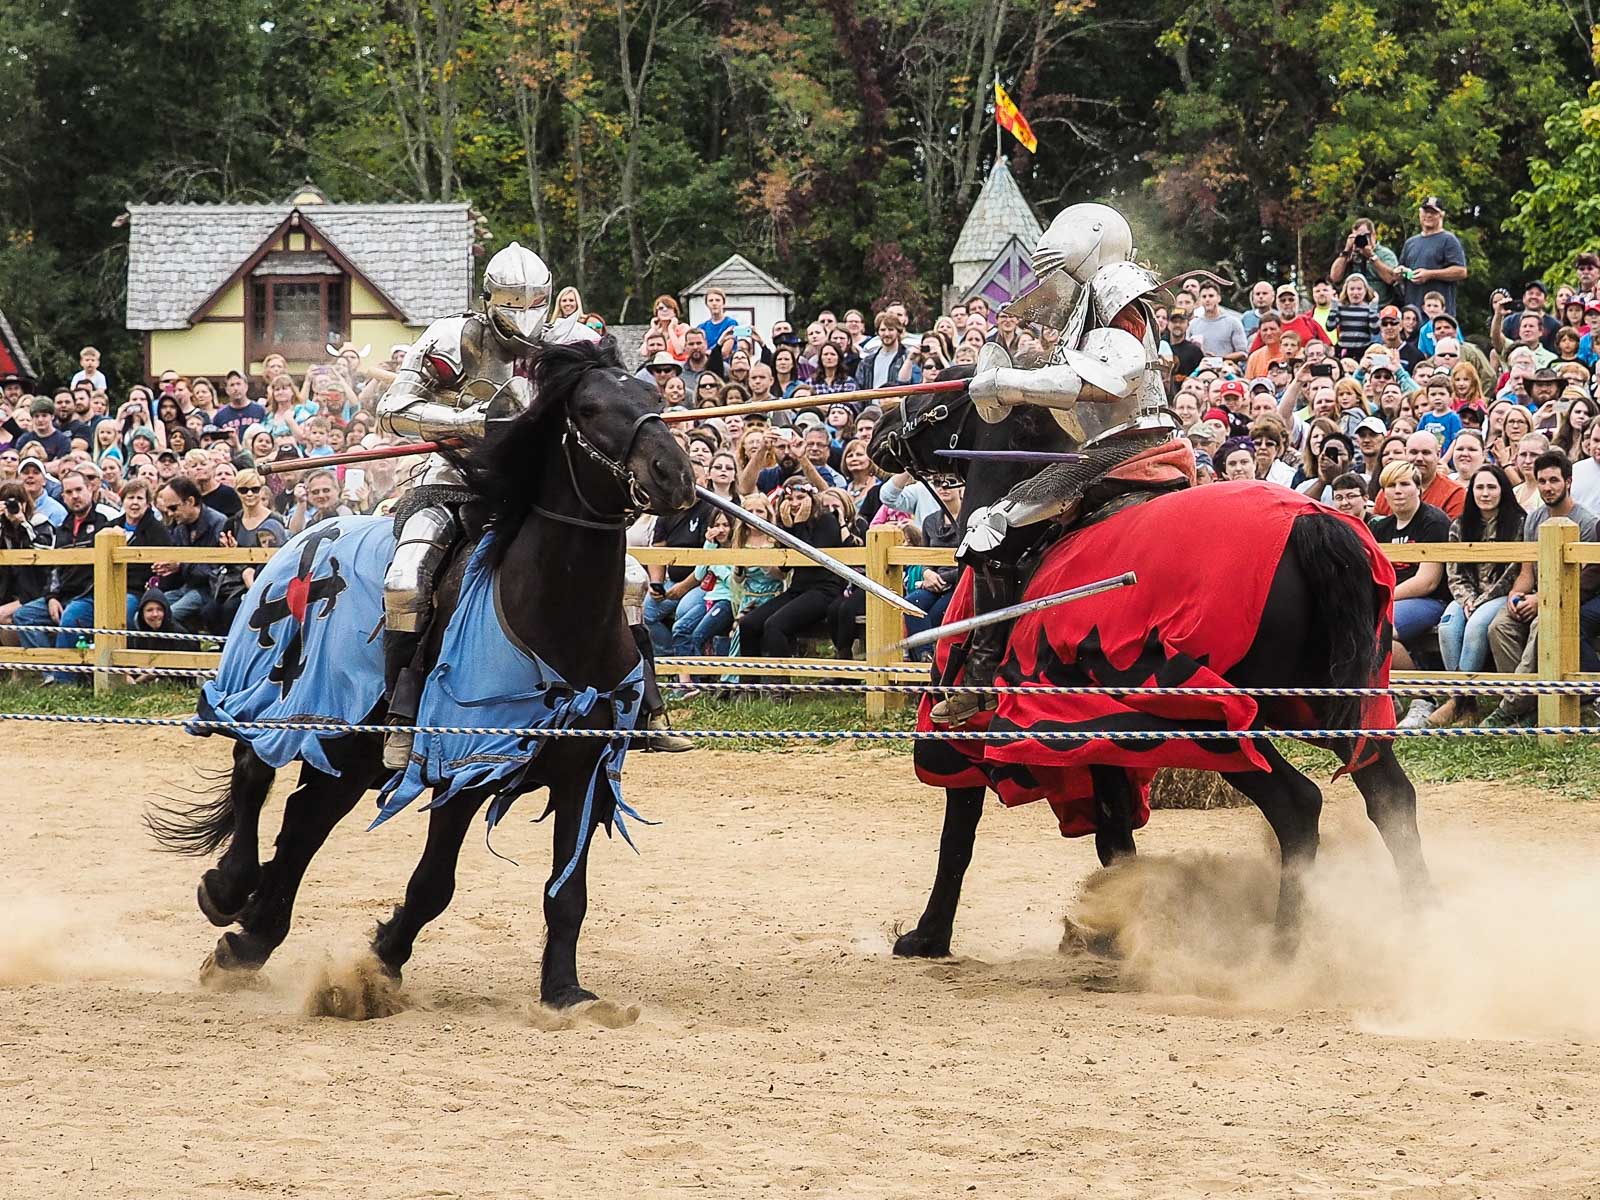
{"left": 5, "top": 201, "right": 1600, "bottom": 724}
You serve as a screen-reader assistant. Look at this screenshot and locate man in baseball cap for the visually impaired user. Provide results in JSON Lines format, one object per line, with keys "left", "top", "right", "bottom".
{"left": 1396, "top": 194, "right": 1468, "bottom": 315}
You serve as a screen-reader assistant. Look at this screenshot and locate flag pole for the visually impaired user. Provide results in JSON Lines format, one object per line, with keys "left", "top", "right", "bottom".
{"left": 995, "top": 75, "right": 1002, "bottom": 164}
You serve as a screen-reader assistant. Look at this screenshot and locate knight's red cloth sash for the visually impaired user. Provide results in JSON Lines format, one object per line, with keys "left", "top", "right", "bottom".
{"left": 915, "top": 481, "right": 1394, "bottom": 837}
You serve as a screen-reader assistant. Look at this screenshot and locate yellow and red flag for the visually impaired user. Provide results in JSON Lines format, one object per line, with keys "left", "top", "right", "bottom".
{"left": 994, "top": 81, "right": 1038, "bottom": 154}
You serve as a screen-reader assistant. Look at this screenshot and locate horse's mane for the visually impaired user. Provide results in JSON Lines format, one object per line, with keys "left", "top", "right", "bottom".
{"left": 452, "top": 336, "right": 626, "bottom": 551}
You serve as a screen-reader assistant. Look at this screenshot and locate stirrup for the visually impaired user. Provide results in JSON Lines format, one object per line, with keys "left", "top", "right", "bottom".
{"left": 930, "top": 691, "right": 996, "bottom": 726}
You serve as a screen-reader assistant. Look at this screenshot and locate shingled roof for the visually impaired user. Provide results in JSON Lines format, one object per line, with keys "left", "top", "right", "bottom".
{"left": 949, "top": 158, "right": 1042, "bottom": 268}
{"left": 683, "top": 253, "right": 793, "bottom": 298}
{"left": 125, "top": 201, "right": 475, "bottom": 330}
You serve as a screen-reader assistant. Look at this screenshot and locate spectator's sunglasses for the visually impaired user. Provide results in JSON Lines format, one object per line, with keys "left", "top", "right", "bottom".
{"left": 1379, "top": 318, "right": 1401, "bottom": 326}
{"left": 929, "top": 474, "right": 964, "bottom": 489}
{"left": 237, "top": 485, "right": 263, "bottom": 494}
{"left": 697, "top": 378, "right": 719, "bottom": 389}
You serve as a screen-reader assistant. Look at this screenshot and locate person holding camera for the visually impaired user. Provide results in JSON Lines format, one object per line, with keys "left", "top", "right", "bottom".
{"left": 0, "top": 480, "right": 55, "bottom": 634}
{"left": 1329, "top": 216, "right": 1400, "bottom": 306}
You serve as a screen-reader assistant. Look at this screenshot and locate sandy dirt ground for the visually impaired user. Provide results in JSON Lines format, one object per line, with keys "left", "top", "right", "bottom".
{"left": 2, "top": 727, "right": 1599, "bottom": 1199}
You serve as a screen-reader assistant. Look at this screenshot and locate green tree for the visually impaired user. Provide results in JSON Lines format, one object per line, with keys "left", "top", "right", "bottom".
{"left": 1507, "top": 84, "right": 1600, "bottom": 282}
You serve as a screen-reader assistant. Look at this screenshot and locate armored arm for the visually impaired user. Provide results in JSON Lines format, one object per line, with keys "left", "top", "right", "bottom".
{"left": 376, "top": 317, "right": 536, "bottom": 441}
{"left": 969, "top": 327, "right": 1146, "bottom": 422}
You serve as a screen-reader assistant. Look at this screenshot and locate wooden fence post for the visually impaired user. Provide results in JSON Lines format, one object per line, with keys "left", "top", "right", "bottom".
{"left": 863, "top": 525, "right": 905, "bottom": 717}
{"left": 92, "top": 527, "right": 128, "bottom": 698}
{"left": 1536, "top": 517, "right": 1580, "bottom": 737}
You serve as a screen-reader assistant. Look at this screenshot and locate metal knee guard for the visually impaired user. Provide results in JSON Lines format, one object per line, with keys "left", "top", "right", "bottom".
{"left": 384, "top": 504, "right": 459, "bottom": 633}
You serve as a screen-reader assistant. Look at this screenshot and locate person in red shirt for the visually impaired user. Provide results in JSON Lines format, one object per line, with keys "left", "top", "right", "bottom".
{"left": 1250, "top": 284, "right": 1332, "bottom": 353}
{"left": 1372, "top": 430, "right": 1466, "bottom": 519}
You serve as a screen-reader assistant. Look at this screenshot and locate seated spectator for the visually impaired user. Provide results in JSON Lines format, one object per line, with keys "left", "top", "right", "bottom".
{"left": 1249, "top": 416, "right": 1296, "bottom": 485}
{"left": 13, "top": 468, "right": 115, "bottom": 683}
{"left": 184, "top": 448, "right": 241, "bottom": 518}
{"left": 125, "top": 587, "right": 175, "bottom": 685}
{"left": 1217, "top": 436, "right": 1257, "bottom": 481}
{"left": 216, "top": 469, "right": 289, "bottom": 629}
{"left": 118, "top": 478, "right": 171, "bottom": 622}
{"left": 1445, "top": 429, "right": 1487, "bottom": 482}
{"left": 1328, "top": 472, "right": 1370, "bottom": 520}
{"left": 1430, "top": 464, "right": 1524, "bottom": 726}
{"left": 1372, "top": 431, "right": 1465, "bottom": 518}
{"left": 737, "top": 477, "right": 843, "bottom": 664}
{"left": 1296, "top": 431, "right": 1356, "bottom": 502}
{"left": 0, "top": 480, "right": 54, "bottom": 632}
{"left": 1368, "top": 459, "right": 1452, "bottom": 721}
{"left": 19, "top": 458, "right": 66, "bottom": 526}
{"left": 155, "top": 474, "right": 227, "bottom": 633}
{"left": 671, "top": 510, "right": 736, "bottom": 691}
{"left": 1482, "top": 450, "right": 1600, "bottom": 725}
{"left": 726, "top": 491, "right": 787, "bottom": 660}
{"left": 900, "top": 476, "right": 965, "bottom": 656}
{"left": 285, "top": 469, "right": 351, "bottom": 534}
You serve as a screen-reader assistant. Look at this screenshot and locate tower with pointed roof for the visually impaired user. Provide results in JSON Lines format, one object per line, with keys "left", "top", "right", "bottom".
{"left": 946, "top": 158, "right": 1044, "bottom": 311}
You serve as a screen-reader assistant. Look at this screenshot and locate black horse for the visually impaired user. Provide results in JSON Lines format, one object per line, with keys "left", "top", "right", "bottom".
{"left": 869, "top": 378, "right": 1431, "bottom": 959}
{"left": 147, "top": 339, "right": 696, "bottom": 1010}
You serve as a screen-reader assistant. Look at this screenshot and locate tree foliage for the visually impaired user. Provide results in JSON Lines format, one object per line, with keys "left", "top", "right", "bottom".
{"left": 0, "top": 0, "right": 1593, "bottom": 385}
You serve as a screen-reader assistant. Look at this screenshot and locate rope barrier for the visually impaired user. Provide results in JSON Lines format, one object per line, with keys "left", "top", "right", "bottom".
{"left": 13, "top": 625, "right": 224, "bottom": 642}
{"left": 0, "top": 711, "right": 1593, "bottom": 740}
{"left": 7, "top": 657, "right": 1598, "bottom": 697}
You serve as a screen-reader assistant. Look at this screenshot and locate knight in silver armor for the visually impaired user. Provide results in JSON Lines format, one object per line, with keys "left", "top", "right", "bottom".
{"left": 931, "top": 204, "right": 1180, "bottom": 725}
{"left": 377, "top": 243, "right": 689, "bottom": 764}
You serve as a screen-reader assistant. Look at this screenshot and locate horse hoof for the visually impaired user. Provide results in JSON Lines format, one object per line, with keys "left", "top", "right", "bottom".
{"left": 199, "top": 946, "right": 265, "bottom": 991}
{"left": 892, "top": 927, "right": 953, "bottom": 959}
{"left": 1060, "top": 918, "right": 1121, "bottom": 960}
{"left": 543, "top": 984, "right": 599, "bottom": 1010}
{"left": 197, "top": 874, "right": 241, "bottom": 928}
{"left": 304, "top": 954, "right": 406, "bottom": 1020}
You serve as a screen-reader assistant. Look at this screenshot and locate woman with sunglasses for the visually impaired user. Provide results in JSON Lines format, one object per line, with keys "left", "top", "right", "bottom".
{"left": 216, "top": 469, "right": 289, "bottom": 628}
{"left": 693, "top": 374, "right": 724, "bottom": 408}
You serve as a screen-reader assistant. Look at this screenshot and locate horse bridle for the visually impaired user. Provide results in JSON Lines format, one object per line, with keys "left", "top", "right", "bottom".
{"left": 882, "top": 390, "right": 976, "bottom": 522}
{"left": 534, "top": 408, "right": 662, "bottom": 532}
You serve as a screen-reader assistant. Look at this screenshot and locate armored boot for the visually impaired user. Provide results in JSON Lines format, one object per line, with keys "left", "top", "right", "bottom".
{"left": 633, "top": 623, "right": 693, "bottom": 752}
{"left": 930, "top": 563, "right": 1018, "bottom": 725}
{"left": 383, "top": 628, "right": 425, "bottom": 770}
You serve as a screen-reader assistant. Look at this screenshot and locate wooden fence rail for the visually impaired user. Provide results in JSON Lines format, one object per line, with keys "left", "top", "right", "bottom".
{"left": 0, "top": 522, "right": 1592, "bottom": 731}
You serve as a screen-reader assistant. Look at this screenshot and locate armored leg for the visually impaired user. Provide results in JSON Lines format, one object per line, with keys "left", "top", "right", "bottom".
{"left": 382, "top": 504, "right": 459, "bottom": 769}
{"left": 930, "top": 562, "right": 1018, "bottom": 725}
{"left": 631, "top": 622, "right": 693, "bottom": 752}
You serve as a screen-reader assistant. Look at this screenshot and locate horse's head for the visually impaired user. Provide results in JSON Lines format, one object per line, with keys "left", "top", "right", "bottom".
{"left": 457, "top": 338, "right": 695, "bottom": 541}
{"left": 867, "top": 361, "right": 1078, "bottom": 533}
{"left": 868, "top": 363, "right": 976, "bottom": 478}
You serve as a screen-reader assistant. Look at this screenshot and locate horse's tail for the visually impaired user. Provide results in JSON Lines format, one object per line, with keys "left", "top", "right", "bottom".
{"left": 1287, "top": 511, "right": 1382, "bottom": 732}
{"left": 144, "top": 762, "right": 238, "bottom": 857}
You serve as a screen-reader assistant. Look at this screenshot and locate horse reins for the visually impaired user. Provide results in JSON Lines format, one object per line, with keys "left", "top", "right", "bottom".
{"left": 889, "top": 391, "right": 977, "bottom": 523}
{"left": 537, "top": 409, "right": 663, "bottom": 531}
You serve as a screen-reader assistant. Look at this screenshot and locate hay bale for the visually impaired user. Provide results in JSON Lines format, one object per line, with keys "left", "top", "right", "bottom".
{"left": 1148, "top": 767, "right": 1248, "bottom": 811}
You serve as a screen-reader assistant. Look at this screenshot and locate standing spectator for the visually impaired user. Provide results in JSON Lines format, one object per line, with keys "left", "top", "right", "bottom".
{"left": 1240, "top": 280, "right": 1277, "bottom": 336}
{"left": 1373, "top": 431, "right": 1465, "bottom": 518}
{"left": 69, "top": 346, "right": 107, "bottom": 393}
{"left": 1329, "top": 216, "right": 1400, "bottom": 306}
{"left": 1497, "top": 279, "right": 1561, "bottom": 351}
{"left": 1333, "top": 274, "right": 1380, "bottom": 358}
{"left": 212, "top": 371, "right": 267, "bottom": 442}
{"left": 1416, "top": 377, "right": 1463, "bottom": 452}
{"left": 183, "top": 448, "right": 240, "bottom": 518}
{"left": 1165, "top": 309, "right": 1203, "bottom": 382}
{"left": 1259, "top": 284, "right": 1332, "bottom": 351}
{"left": 641, "top": 295, "right": 690, "bottom": 361}
{"left": 14, "top": 398, "right": 71, "bottom": 461}
{"left": 1394, "top": 197, "right": 1468, "bottom": 314}
{"left": 857, "top": 313, "right": 918, "bottom": 388}
{"left": 1369, "top": 459, "right": 1452, "bottom": 723}
{"left": 13, "top": 469, "right": 114, "bottom": 683}
{"left": 696, "top": 288, "right": 737, "bottom": 348}
{"left": 154, "top": 475, "right": 226, "bottom": 633}
{"left": 1244, "top": 315, "right": 1284, "bottom": 378}
{"left": 680, "top": 329, "right": 718, "bottom": 398}
{"left": 1482, "top": 450, "right": 1600, "bottom": 725}
{"left": 1431, "top": 464, "right": 1524, "bottom": 726}
{"left": 1189, "top": 283, "right": 1248, "bottom": 365}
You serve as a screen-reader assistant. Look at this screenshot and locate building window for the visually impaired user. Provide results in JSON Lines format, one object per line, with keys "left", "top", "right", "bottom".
{"left": 246, "top": 275, "right": 348, "bottom": 364}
